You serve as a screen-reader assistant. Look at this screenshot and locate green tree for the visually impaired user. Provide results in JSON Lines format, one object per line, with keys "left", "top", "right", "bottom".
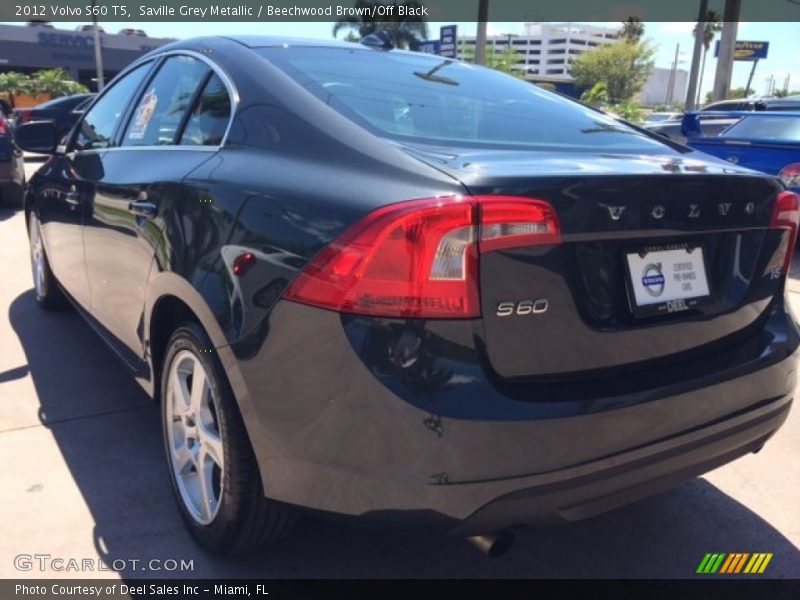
{"left": 620, "top": 17, "right": 645, "bottom": 43}
{"left": 773, "top": 88, "right": 800, "bottom": 98}
{"left": 570, "top": 41, "right": 655, "bottom": 104}
{"left": 461, "top": 43, "right": 523, "bottom": 77}
{"left": 332, "top": 1, "right": 428, "bottom": 50}
{"left": 0, "top": 71, "right": 33, "bottom": 108}
{"left": 694, "top": 10, "right": 722, "bottom": 106}
{"left": 580, "top": 81, "right": 609, "bottom": 105}
{"left": 31, "top": 69, "right": 88, "bottom": 98}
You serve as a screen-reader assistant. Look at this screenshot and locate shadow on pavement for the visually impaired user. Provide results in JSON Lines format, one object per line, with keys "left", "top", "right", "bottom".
{"left": 8, "top": 288, "right": 800, "bottom": 578}
{"left": 0, "top": 207, "right": 23, "bottom": 223}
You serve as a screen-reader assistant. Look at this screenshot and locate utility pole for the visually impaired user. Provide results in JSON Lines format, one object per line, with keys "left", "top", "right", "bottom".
{"left": 666, "top": 43, "right": 680, "bottom": 104}
{"left": 711, "top": 0, "right": 741, "bottom": 102}
{"left": 475, "top": 0, "right": 489, "bottom": 65}
{"left": 684, "top": 0, "right": 708, "bottom": 111}
{"left": 91, "top": 0, "right": 104, "bottom": 91}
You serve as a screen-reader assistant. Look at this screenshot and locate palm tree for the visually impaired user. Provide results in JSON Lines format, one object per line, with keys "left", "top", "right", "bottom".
{"left": 620, "top": 17, "right": 644, "bottom": 43}
{"left": 332, "top": 1, "right": 428, "bottom": 50}
{"left": 694, "top": 10, "right": 723, "bottom": 106}
{"left": 0, "top": 72, "right": 33, "bottom": 108}
{"left": 31, "top": 69, "right": 88, "bottom": 98}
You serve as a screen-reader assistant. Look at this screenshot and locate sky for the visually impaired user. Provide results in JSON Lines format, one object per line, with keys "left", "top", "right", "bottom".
{"left": 4, "top": 20, "right": 799, "bottom": 99}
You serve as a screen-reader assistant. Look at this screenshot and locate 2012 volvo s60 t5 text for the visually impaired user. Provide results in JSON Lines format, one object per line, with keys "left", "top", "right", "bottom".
{"left": 15, "top": 35, "right": 799, "bottom": 556}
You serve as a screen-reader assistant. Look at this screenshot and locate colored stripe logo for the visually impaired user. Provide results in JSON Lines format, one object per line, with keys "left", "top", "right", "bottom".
{"left": 697, "top": 553, "right": 773, "bottom": 574}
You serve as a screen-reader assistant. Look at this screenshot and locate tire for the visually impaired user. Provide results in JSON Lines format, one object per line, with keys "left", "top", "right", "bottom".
{"left": 161, "top": 323, "right": 297, "bottom": 554}
{"left": 28, "top": 211, "right": 67, "bottom": 309}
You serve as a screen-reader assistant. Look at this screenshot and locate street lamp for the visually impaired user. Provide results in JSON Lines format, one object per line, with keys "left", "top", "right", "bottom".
{"left": 91, "top": 0, "right": 104, "bottom": 91}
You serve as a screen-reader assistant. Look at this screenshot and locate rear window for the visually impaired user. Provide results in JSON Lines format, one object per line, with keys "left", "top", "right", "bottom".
{"left": 261, "top": 47, "right": 670, "bottom": 153}
{"left": 722, "top": 116, "right": 800, "bottom": 142}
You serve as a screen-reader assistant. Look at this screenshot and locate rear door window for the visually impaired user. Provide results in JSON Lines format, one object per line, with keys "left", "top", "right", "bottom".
{"left": 122, "top": 55, "right": 209, "bottom": 146}
{"left": 179, "top": 73, "right": 231, "bottom": 146}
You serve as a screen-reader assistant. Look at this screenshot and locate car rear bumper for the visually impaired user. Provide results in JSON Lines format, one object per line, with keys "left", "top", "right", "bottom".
{"left": 224, "top": 299, "right": 798, "bottom": 533}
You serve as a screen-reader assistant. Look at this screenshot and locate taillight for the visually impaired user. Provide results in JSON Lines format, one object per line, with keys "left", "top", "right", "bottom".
{"left": 778, "top": 163, "right": 800, "bottom": 190}
{"left": 284, "top": 195, "right": 561, "bottom": 319}
{"left": 770, "top": 191, "right": 800, "bottom": 275}
{"left": 0, "top": 116, "right": 6, "bottom": 135}
{"left": 18, "top": 110, "right": 31, "bottom": 124}
{"left": 478, "top": 196, "right": 561, "bottom": 252}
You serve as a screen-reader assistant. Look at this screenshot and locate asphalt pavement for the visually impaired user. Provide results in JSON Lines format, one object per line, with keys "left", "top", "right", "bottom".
{"left": 0, "top": 158, "right": 798, "bottom": 578}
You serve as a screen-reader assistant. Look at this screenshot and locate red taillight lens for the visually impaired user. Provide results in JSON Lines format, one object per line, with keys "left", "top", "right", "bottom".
{"left": 478, "top": 196, "right": 561, "bottom": 252}
{"left": 779, "top": 163, "right": 800, "bottom": 190}
{"left": 770, "top": 191, "right": 800, "bottom": 275}
{"left": 284, "top": 195, "right": 561, "bottom": 319}
{"left": 0, "top": 116, "right": 6, "bottom": 135}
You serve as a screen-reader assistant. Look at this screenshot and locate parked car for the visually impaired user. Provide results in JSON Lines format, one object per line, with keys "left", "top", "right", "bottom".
{"left": 76, "top": 24, "right": 105, "bottom": 33}
{"left": 16, "top": 36, "right": 799, "bottom": 556}
{"left": 702, "top": 97, "right": 800, "bottom": 112}
{"left": 684, "top": 111, "right": 800, "bottom": 192}
{"left": 15, "top": 94, "right": 95, "bottom": 140}
{"left": 0, "top": 112, "right": 25, "bottom": 208}
{"left": 644, "top": 117, "right": 735, "bottom": 144}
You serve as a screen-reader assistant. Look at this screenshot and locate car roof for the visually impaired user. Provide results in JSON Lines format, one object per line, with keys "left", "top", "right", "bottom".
{"left": 222, "top": 35, "right": 369, "bottom": 49}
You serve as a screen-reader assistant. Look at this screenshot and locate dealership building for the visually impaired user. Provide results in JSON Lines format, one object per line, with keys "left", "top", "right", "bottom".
{"left": 0, "top": 23, "right": 172, "bottom": 90}
{"left": 455, "top": 22, "right": 687, "bottom": 105}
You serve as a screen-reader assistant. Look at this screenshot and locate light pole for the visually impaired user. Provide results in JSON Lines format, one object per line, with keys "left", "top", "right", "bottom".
{"left": 475, "top": 0, "right": 489, "bottom": 65}
{"left": 91, "top": 0, "right": 104, "bottom": 91}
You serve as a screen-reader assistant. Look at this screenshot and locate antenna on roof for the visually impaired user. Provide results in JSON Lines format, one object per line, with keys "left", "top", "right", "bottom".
{"left": 360, "top": 31, "right": 394, "bottom": 50}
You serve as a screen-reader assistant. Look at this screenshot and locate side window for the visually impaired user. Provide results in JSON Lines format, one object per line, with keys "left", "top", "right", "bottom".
{"left": 179, "top": 74, "right": 232, "bottom": 146}
{"left": 74, "top": 63, "right": 150, "bottom": 151}
{"left": 122, "top": 55, "right": 209, "bottom": 146}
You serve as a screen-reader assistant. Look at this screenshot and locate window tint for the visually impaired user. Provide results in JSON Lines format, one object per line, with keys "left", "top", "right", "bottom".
{"left": 180, "top": 74, "right": 231, "bottom": 146}
{"left": 261, "top": 47, "right": 669, "bottom": 153}
{"left": 722, "top": 116, "right": 800, "bottom": 142}
{"left": 122, "top": 55, "right": 208, "bottom": 147}
{"left": 75, "top": 64, "right": 150, "bottom": 151}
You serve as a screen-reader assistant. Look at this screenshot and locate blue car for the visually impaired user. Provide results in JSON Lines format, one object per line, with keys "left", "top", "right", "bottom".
{"left": 684, "top": 111, "right": 800, "bottom": 191}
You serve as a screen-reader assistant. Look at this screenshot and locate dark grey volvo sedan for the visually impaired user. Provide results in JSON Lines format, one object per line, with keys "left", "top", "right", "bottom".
{"left": 15, "top": 35, "right": 798, "bottom": 556}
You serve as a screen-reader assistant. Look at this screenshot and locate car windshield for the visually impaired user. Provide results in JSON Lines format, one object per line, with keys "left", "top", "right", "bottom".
{"left": 261, "top": 46, "right": 672, "bottom": 153}
{"left": 722, "top": 115, "right": 800, "bottom": 142}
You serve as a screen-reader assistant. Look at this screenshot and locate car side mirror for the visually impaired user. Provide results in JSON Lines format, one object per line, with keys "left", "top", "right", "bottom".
{"left": 15, "top": 121, "right": 58, "bottom": 154}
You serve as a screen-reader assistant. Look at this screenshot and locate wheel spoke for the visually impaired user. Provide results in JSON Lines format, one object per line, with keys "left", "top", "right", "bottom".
{"left": 172, "top": 443, "right": 194, "bottom": 476}
{"left": 189, "top": 359, "right": 209, "bottom": 417}
{"left": 200, "top": 428, "right": 224, "bottom": 470}
{"left": 197, "top": 452, "right": 215, "bottom": 521}
{"left": 173, "top": 366, "right": 192, "bottom": 416}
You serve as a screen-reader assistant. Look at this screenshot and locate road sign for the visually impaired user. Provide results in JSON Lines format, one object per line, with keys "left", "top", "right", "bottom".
{"left": 715, "top": 40, "right": 769, "bottom": 61}
{"left": 439, "top": 25, "right": 457, "bottom": 58}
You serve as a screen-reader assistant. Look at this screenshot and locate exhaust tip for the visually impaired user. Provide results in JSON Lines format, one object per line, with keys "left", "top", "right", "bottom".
{"left": 466, "top": 530, "right": 515, "bottom": 557}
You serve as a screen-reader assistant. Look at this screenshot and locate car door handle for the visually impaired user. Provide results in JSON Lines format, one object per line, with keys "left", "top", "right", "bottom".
{"left": 128, "top": 201, "right": 157, "bottom": 219}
